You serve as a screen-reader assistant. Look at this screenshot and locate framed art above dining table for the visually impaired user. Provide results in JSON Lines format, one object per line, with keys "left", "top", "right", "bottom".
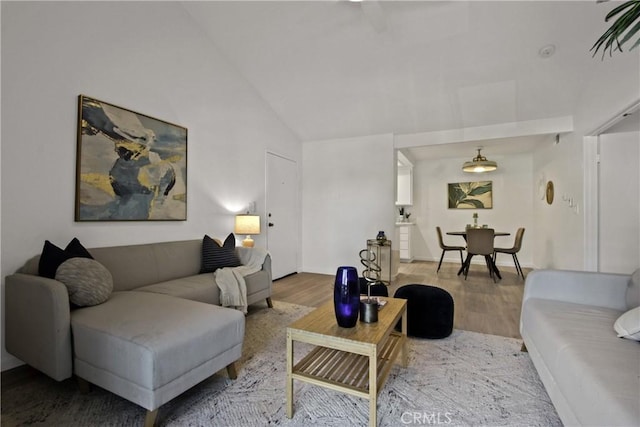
{"left": 448, "top": 181, "right": 492, "bottom": 209}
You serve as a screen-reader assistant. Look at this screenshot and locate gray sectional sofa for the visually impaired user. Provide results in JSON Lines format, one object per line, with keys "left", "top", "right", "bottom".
{"left": 5, "top": 239, "right": 272, "bottom": 426}
{"left": 520, "top": 269, "right": 640, "bottom": 426}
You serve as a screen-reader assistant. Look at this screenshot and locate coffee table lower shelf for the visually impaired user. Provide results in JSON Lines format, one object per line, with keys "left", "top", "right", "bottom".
{"left": 286, "top": 297, "right": 407, "bottom": 427}
{"left": 292, "top": 331, "right": 404, "bottom": 398}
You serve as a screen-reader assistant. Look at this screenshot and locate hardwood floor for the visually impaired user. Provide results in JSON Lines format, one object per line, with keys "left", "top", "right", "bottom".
{"left": 272, "top": 260, "right": 528, "bottom": 339}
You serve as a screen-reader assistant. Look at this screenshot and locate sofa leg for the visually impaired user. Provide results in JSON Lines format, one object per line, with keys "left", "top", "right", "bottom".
{"left": 226, "top": 362, "right": 238, "bottom": 379}
{"left": 521, "top": 342, "right": 528, "bottom": 352}
{"left": 77, "top": 376, "right": 91, "bottom": 393}
{"left": 144, "top": 409, "right": 158, "bottom": 427}
{"left": 266, "top": 297, "right": 274, "bottom": 308}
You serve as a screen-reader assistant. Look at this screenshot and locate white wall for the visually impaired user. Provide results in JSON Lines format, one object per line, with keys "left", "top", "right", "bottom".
{"left": 1, "top": 2, "right": 301, "bottom": 371}
{"left": 598, "top": 131, "right": 640, "bottom": 274}
{"left": 532, "top": 52, "right": 640, "bottom": 270}
{"left": 411, "top": 152, "right": 534, "bottom": 267}
{"left": 302, "top": 134, "right": 395, "bottom": 275}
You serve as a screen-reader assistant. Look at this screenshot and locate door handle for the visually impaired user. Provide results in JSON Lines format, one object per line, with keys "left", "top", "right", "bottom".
{"left": 268, "top": 222, "right": 274, "bottom": 227}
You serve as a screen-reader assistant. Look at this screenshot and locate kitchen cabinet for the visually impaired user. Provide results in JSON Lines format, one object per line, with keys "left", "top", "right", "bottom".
{"left": 397, "top": 224, "right": 414, "bottom": 262}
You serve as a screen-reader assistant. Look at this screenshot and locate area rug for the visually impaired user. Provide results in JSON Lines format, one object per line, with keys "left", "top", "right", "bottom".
{"left": 1, "top": 302, "right": 561, "bottom": 426}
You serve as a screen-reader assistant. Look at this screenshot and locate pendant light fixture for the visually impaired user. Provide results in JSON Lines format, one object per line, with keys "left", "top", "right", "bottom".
{"left": 462, "top": 147, "right": 497, "bottom": 173}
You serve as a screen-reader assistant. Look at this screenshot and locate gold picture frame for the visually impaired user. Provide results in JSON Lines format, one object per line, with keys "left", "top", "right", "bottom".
{"left": 75, "top": 95, "right": 187, "bottom": 221}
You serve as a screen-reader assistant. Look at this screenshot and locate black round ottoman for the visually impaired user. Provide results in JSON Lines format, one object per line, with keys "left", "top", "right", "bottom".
{"left": 393, "top": 284, "right": 454, "bottom": 338}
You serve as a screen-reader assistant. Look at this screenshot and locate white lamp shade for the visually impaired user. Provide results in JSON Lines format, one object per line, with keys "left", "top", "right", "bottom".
{"left": 462, "top": 160, "right": 497, "bottom": 173}
{"left": 462, "top": 148, "right": 497, "bottom": 173}
{"left": 234, "top": 215, "right": 261, "bottom": 235}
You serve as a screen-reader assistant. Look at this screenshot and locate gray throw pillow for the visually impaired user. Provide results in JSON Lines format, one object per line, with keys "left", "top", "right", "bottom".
{"left": 55, "top": 258, "right": 113, "bottom": 307}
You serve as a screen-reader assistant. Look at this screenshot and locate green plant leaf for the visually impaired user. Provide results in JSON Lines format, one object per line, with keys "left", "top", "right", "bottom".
{"left": 619, "top": 19, "right": 640, "bottom": 45}
{"left": 449, "top": 185, "right": 465, "bottom": 208}
{"left": 591, "top": 26, "right": 617, "bottom": 57}
{"left": 592, "top": 0, "right": 640, "bottom": 58}
{"left": 605, "top": 0, "right": 637, "bottom": 21}
{"left": 468, "top": 185, "right": 492, "bottom": 196}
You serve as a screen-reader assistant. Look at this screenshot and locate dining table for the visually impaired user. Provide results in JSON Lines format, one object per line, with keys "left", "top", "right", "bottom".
{"left": 446, "top": 230, "right": 511, "bottom": 239}
{"left": 446, "top": 230, "right": 511, "bottom": 278}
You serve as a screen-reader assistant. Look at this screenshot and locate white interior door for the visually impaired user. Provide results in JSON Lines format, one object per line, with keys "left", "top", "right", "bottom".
{"left": 598, "top": 131, "right": 640, "bottom": 274}
{"left": 266, "top": 152, "right": 298, "bottom": 279}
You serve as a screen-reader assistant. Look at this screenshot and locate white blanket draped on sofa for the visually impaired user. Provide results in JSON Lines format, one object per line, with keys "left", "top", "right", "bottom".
{"left": 214, "top": 247, "right": 269, "bottom": 314}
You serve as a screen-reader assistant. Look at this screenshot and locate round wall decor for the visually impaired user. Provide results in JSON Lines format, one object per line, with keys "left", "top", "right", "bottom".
{"left": 546, "top": 181, "right": 554, "bottom": 205}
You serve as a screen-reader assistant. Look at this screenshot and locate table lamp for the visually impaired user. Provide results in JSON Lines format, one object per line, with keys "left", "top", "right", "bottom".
{"left": 234, "top": 214, "right": 260, "bottom": 247}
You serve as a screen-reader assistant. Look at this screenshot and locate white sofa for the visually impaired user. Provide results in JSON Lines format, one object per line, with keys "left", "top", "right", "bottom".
{"left": 520, "top": 269, "right": 640, "bottom": 426}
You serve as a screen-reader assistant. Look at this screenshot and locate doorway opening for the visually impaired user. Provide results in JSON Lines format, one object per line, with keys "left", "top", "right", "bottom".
{"left": 584, "top": 100, "right": 640, "bottom": 272}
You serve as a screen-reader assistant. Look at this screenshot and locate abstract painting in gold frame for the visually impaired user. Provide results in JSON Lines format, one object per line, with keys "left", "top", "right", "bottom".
{"left": 75, "top": 95, "right": 187, "bottom": 221}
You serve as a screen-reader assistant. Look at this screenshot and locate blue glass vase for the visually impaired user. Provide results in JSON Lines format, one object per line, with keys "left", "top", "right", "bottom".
{"left": 333, "top": 266, "right": 359, "bottom": 328}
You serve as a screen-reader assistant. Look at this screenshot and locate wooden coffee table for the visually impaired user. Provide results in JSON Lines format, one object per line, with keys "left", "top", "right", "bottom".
{"left": 286, "top": 297, "right": 408, "bottom": 426}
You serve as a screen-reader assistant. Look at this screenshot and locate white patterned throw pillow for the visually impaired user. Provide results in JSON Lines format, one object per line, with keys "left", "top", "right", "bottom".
{"left": 614, "top": 306, "right": 640, "bottom": 341}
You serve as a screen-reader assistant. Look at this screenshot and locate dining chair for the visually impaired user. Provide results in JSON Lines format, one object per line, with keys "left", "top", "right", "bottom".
{"left": 462, "top": 228, "right": 498, "bottom": 282}
{"left": 435, "top": 226, "right": 465, "bottom": 273}
{"left": 493, "top": 227, "right": 525, "bottom": 279}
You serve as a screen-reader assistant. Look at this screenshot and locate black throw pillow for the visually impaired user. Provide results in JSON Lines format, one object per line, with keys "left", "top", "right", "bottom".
{"left": 200, "top": 233, "right": 242, "bottom": 273}
{"left": 38, "top": 238, "right": 93, "bottom": 279}
{"left": 65, "top": 237, "right": 93, "bottom": 259}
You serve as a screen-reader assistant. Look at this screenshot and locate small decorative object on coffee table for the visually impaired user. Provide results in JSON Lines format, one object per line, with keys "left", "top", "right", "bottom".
{"left": 359, "top": 239, "right": 391, "bottom": 323}
{"left": 333, "top": 266, "right": 360, "bottom": 328}
{"left": 360, "top": 292, "right": 378, "bottom": 323}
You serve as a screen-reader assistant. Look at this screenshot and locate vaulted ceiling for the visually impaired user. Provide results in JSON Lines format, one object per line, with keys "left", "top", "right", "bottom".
{"left": 182, "top": 1, "right": 629, "bottom": 159}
